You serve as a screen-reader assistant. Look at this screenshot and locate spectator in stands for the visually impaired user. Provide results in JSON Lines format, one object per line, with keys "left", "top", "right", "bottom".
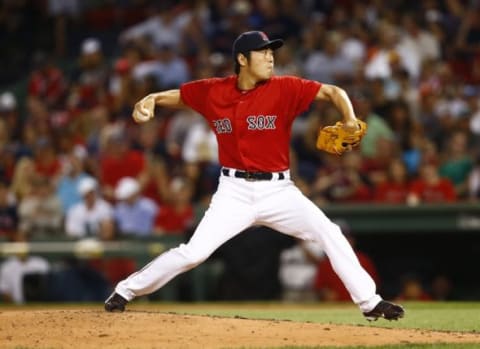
{"left": 0, "top": 179, "right": 18, "bottom": 241}
{"left": 0, "top": 249, "right": 50, "bottom": 304}
{"left": 312, "top": 152, "right": 371, "bottom": 203}
{"left": 279, "top": 239, "right": 324, "bottom": 301}
{"left": 56, "top": 145, "right": 89, "bottom": 213}
{"left": 18, "top": 175, "right": 63, "bottom": 238}
{"left": 65, "top": 176, "right": 114, "bottom": 240}
{"left": 66, "top": 39, "right": 111, "bottom": 152}
{"left": 430, "top": 274, "right": 453, "bottom": 301}
{"left": 165, "top": 109, "right": 203, "bottom": 163}
{"left": 68, "top": 37, "right": 109, "bottom": 114}
{"left": 118, "top": 2, "right": 189, "bottom": 51}
{"left": 273, "top": 42, "right": 300, "bottom": 76}
{"left": 468, "top": 155, "right": 480, "bottom": 201}
{"left": 395, "top": 273, "right": 432, "bottom": 301}
{"left": 181, "top": 118, "right": 219, "bottom": 199}
{"left": 10, "top": 157, "right": 36, "bottom": 202}
{"left": 291, "top": 110, "right": 326, "bottom": 183}
{"left": 32, "top": 137, "right": 62, "bottom": 181}
{"left": 353, "top": 92, "right": 395, "bottom": 159}
{"left": 99, "top": 125, "right": 147, "bottom": 200}
{"left": 363, "top": 136, "right": 399, "bottom": 186}
{"left": 132, "top": 120, "right": 170, "bottom": 205}
{"left": 385, "top": 100, "right": 419, "bottom": 154}
{"left": 364, "top": 23, "right": 403, "bottom": 80}
{"left": 374, "top": 158, "right": 410, "bottom": 204}
{"left": 303, "top": 31, "right": 355, "bottom": 84}
{"left": 407, "top": 162, "right": 457, "bottom": 204}
{"left": 152, "top": 44, "right": 190, "bottom": 90}
{"left": 109, "top": 56, "right": 135, "bottom": 119}
{"left": 439, "top": 130, "right": 474, "bottom": 199}
{"left": 114, "top": 177, "right": 158, "bottom": 237}
{"left": 396, "top": 13, "right": 441, "bottom": 80}
{"left": 27, "top": 51, "right": 67, "bottom": 112}
{"left": 0, "top": 91, "right": 21, "bottom": 142}
{"left": 154, "top": 177, "right": 194, "bottom": 235}
{"left": 314, "top": 221, "right": 379, "bottom": 301}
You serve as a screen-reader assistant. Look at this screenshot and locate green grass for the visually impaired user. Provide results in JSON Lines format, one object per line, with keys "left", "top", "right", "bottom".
{"left": 168, "top": 301, "right": 480, "bottom": 332}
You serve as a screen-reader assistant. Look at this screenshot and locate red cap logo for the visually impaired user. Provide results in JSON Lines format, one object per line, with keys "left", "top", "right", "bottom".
{"left": 259, "top": 31, "right": 269, "bottom": 41}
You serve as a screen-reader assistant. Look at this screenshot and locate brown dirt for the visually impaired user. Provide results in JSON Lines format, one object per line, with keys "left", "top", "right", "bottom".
{"left": 1, "top": 307, "right": 479, "bottom": 349}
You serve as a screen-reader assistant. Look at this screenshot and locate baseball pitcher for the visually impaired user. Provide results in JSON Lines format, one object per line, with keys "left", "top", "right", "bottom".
{"left": 105, "top": 31, "right": 404, "bottom": 321}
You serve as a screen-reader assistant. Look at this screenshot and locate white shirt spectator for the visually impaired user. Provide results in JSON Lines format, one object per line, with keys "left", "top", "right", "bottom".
{"left": 396, "top": 20, "right": 440, "bottom": 79}
{"left": 0, "top": 255, "right": 50, "bottom": 304}
{"left": 65, "top": 199, "right": 113, "bottom": 238}
{"left": 365, "top": 50, "right": 397, "bottom": 80}
{"left": 279, "top": 240, "right": 325, "bottom": 301}
{"left": 182, "top": 122, "right": 218, "bottom": 163}
{"left": 303, "top": 51, "right": 354, "bottom": 84}
{"left": 119, "top": 12, "right": 191, "bottom": 49}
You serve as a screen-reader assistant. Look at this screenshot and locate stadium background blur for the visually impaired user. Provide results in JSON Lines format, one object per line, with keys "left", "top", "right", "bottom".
{"left": 0, "top": 0, "right": 480, "bottom": 304}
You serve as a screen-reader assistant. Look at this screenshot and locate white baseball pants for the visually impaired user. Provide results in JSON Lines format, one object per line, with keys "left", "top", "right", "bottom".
{"left": 115, "top": 171, "right": 382, "bottom": 312}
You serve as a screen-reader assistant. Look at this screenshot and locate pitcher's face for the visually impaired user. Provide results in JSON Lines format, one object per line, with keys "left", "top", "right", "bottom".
{"left": 247, "top": 48, "right": 275, "bottom": 81}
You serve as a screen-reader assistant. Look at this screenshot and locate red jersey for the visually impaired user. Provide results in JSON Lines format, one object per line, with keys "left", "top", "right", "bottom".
{"left": 408, "top": 179, "right": 457, "bottom": 203}
{"left": 100, "top": 150, "right": 145, "bottom": 187}
{"left": 374, "top": 182, "right": 409, "bottom": 204}
{"left": 180, "top": 75, "right": 321, "bottom": 172}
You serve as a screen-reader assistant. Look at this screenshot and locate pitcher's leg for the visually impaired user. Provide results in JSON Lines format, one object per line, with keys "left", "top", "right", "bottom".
{"left": 258, "top": 183, "right": 380, "bottom": 312}
{"left": 115, "top": 179, "right": 255, "bottom": 301}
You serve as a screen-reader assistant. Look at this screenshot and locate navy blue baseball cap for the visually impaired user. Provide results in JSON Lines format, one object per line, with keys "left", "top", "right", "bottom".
{"left": 232, "top": 31, "right": 284, "bottom": 58}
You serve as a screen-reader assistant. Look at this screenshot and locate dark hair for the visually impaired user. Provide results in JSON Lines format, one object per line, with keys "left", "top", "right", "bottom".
{"left": 234, "top": 51, "right": 251, "bottom": 74}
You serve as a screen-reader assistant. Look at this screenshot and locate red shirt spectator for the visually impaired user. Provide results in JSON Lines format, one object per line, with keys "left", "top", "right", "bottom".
{"left": 408, "top": 163, "right": 457, "bottom": 203}
{"left": 28, "top": 54, "right": 67, "bottom": 109}
{"left": 33, "top": 138, "right": 62, "bottom": 179}
{"left": 374, "top": 182, "right": 409, "bottom": 203}
{"left": 154, "top": 177, "right": 194, "bottom": 235}
{"left": 99, "top": 133, "right": 146, "bottom": 198}
{"left": 154, "top": 205, "right": 194, "bottom": 234}
{"left": 374, "top": 159, "right": 409, "bottom": 204}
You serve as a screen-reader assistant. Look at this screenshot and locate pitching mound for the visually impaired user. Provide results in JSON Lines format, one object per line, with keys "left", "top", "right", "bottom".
{"left": 1, "top": 308, "right": 479, "bottom": 348}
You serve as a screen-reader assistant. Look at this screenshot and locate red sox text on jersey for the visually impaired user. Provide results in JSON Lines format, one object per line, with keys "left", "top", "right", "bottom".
{"left": 180, "top": 75, "right": 321, "bottom": 172}
{"left": 213, "top": 115, "right": 277, "bottom": 134}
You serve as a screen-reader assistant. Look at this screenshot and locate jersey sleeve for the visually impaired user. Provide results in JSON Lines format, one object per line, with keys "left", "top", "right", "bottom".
{"left": 282, "top": 76, "right": 321, "bottom": 120}
{"left": 180, "top": 78, "right": 216, "bottom": 116}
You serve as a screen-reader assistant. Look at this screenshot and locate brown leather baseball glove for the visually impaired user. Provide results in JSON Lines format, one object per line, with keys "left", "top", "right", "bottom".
{"left": 316, "top": 120, "right": 367, "bottom": 155}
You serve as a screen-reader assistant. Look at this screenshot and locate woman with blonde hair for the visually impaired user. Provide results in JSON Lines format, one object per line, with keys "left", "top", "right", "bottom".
{"left": 10, "top": 157, "right": 37, "bottom": 202}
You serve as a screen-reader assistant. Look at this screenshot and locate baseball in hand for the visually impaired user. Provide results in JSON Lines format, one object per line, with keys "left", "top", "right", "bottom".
{"left": 133, "top": 95, "right": 155, "bottom": 123}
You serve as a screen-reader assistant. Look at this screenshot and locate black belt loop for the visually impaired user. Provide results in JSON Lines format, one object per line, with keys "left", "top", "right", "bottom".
{"left": 221, "top": 168, "right": 287, "bottom": 181}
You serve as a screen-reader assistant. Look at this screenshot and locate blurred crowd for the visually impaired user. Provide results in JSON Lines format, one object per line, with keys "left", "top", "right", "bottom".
{"left": 0, "top": 0, "right": 479, "bottom": 244}
{"left": 1, "top": 0, "right": 479, "bottom": 303}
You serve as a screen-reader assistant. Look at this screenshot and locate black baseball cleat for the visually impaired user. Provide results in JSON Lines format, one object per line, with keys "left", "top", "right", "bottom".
{"left": 104, "top": 292, "right": 128, "bottom": 312}
{"left": 363, "top": 300, "right": 405, "bottom": 321}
